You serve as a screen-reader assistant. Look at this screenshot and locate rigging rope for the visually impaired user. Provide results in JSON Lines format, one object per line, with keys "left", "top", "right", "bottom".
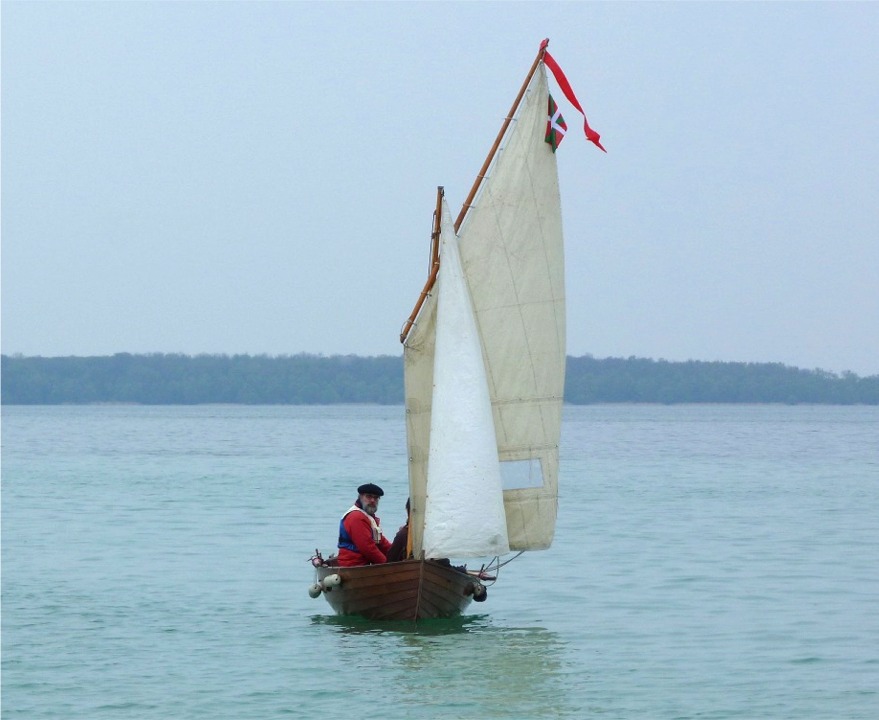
{"left": 472, "top": 551, "right": 526, "bottom": 585}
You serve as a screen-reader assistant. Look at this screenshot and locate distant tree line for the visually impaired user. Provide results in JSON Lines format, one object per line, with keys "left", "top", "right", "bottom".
{"left": 565, "top": 355, "right": 878, "bottom": 404}
{"left": 2, "top": 353, "right": 877, "bottom": 405}
{"left": 0, "top": 354, "right": 402, "bottom": 405}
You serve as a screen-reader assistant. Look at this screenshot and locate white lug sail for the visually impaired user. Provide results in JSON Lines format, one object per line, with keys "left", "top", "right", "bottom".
{"left": 456, "top": 64, "right": 564, "bottom": 551}
{"left": 404, "top": 62, "right": 565, "bottom": 557}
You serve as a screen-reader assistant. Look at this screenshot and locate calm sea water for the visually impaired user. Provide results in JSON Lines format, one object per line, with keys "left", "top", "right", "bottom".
{"left": 2, "top": 404, "right": 877, "bottom": 719}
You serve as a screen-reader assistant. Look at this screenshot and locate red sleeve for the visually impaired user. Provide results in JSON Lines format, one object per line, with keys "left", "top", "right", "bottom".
{"left": 344, "top": 512, "right": 388, "bottom": 564}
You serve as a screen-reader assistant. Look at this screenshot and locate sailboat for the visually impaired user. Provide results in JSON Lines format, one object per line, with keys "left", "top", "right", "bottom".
{"left": 310, "top": 39, "right": 602, "bottom": 620}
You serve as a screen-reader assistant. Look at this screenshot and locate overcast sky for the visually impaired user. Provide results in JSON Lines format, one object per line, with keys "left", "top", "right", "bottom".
{"left": 3, "top": 2, "right": 877, "bottom": 375}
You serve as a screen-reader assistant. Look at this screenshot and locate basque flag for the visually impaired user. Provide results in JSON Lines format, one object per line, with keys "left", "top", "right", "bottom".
{"left": 545, "top": 94, "right": 567, "bottom": 152}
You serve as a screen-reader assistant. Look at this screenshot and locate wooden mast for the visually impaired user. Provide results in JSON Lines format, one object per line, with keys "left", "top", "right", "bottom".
{"left": 399, "top": 186, "right": 444, "bottom": 343}
{"left": 399, "top": 39, "right": 549, "bottom": 344}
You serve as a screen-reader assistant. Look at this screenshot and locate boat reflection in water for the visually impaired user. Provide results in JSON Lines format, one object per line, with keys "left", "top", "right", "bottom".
{"left": 310, "top": 615, "right": 576, "bottom": 717}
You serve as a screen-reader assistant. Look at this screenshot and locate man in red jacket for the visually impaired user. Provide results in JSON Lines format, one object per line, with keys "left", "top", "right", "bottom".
{"left": 336, "top": 483, "right": 392, "bottom": 566}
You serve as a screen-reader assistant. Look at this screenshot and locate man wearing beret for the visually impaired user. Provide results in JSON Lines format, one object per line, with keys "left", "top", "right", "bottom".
{"left": 336, "top": 483, "right": 393, "bottom": 566}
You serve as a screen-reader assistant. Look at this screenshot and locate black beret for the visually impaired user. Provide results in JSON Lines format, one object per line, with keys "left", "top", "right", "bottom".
{"left": 357, "top": 483, "right": 384, "bottom": 497}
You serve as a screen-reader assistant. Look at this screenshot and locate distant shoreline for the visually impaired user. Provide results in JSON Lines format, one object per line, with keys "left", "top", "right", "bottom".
{"left": 2, "top": 353, "right": 877, "bottom": 405}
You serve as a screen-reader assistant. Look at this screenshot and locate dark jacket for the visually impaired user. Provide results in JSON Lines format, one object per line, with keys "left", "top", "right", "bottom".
{"left": 386, "top": 523, "right": 409, "bottom": 562}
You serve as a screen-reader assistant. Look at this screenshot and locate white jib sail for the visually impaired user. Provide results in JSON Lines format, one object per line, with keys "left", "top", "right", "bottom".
{"left": 421, "top": 198, "right": 511, "bottom": 559}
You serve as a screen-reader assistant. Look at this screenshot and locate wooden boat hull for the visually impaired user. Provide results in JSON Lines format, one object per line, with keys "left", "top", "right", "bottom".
{"left": 314, "top": 559, "right": 482, "bottom": 620}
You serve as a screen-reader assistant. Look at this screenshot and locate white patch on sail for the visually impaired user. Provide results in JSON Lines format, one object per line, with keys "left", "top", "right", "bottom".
{"left": 422, "top": 198, "right": 510, "bottom": 559}
{"left": 500, "top": 459, "right": 545, "bottom": 490}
